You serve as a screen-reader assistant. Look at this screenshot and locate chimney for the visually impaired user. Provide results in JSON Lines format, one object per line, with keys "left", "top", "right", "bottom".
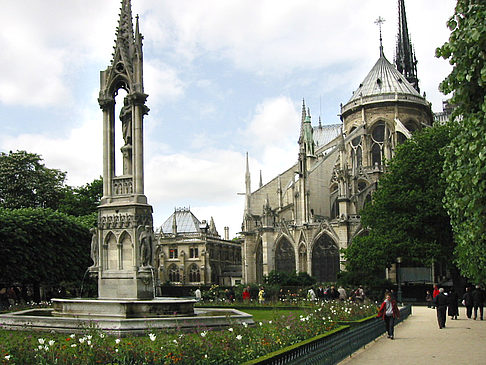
{"left": 224, "top": 226, "right": 229, "bottom": 240}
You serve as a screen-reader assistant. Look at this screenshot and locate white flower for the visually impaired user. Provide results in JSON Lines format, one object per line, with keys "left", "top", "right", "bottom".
{"left": 179, "top": 334, "right": 184, "bottom": 338}
{"left": 71, "top": 344, "right": 77, "bottom": 348}
{"left": 115, "top": 338, "right": 121, "bottom": 344}
{"left": 268, "top": 321, "right": 272, "bottom": 324}
{"left": 286, "top": 325, "right": 291, "bottom": 330}
{"left": 70, "top": 334, "right": 76, "bottom": 339}
{"left": 173, "top": 339, "right": 178, "bottom": 344}
{"left": 149, "top": 333, "right": 156, "bottom": 341}
{"left": 4, "top": 355, "right": 11, "bottom": 360}
{"left": 115, "top": 349, "right": 119, "bottom": 353}
{"left": 205, "top": 354, "right": 208, "bottom": 359}
{"left": 87, "top": 340, "right": 92, "bottom": 346}
{"left": 99, "top": 333, "right": 105, "bottom": 339}
{"left": 48, "top": 340, "right": 55, "bottom": 346}
{"left": 44, "top": 346, "right": 49, "bottom": 351}
{"left": 38, "top": 338, "right": 45, "bottom": 345}
{"left": 242, "top": 322, "right": 248, "bottom": 328}
{"left": 228, "top": 327, "right": 233, "bottom": 332}
{"left": 259, "top": 322, "right": 263, "bottom": 326}
{"left": 86, "top": 335, "right": 93, "bottom": 340}
{"left": 236, "top": 335, "right": 242, "bottom": 340}
{"left": 79, "top": 338, "right": 85, "bottom": 344}
{"left": 37, "top": 345, "right": 43, "bottom": 350}
{"left": 201, "top": 331, "right": 208, "bottom": 337}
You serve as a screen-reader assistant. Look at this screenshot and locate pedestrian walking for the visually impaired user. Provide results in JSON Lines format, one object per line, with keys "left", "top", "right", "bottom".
{"left": 242, "top": 286, "right": 250, "bottom": 302}
{"left": 377, "top": 292, "right": 400, "bottom": 339}
{"left": 463, "top": 286, "right": 473, "bottom": 319}
{"left": 448, "top": 288, "right": 459, "bottom": 320}
{"left": 258, "top": 287, "right": 265, "bottom": 304}
{"left": 434, "top": 287, "right": 448, "bottom": 329}
{"left": 472, "top": 285, "right": 484, "bottom": 320}
{"left": 338, "top": 286, "right": 347, "bottom": 301}
{"left": 195, "top": 287, "right": 202, "bottom": 301}
{"left": 307, "top": 287, "right": 316, "bottom": 301}
{"left": 425, "top": 290, "right": 433, "bottom": 308}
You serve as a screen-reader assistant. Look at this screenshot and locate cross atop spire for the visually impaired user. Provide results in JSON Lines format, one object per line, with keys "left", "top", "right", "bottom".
{"left": 374, "top": 16, "right": 385, "bottom": 57}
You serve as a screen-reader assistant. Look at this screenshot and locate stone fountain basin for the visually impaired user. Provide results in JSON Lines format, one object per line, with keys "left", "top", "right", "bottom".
{"left": 0, "top": 300, "right": 254, "bottom": 336}
{"left": 52, "top": 297, "right": 196, "bottom": 318}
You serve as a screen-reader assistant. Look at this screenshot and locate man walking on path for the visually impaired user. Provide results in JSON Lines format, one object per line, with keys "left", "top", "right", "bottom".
{"left": 433, "top": 287, "right": 448, "bottom": 329}
{"left": 472, "top": 285, "right": 484, "bottom": 320}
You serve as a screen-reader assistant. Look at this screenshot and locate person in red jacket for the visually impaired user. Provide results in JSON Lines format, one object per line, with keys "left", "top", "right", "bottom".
{"left": 242, "top": 286, "right": 251, "bottom": 302}
{"left": 377, "top": 292, "right": 400, "bottom": 339}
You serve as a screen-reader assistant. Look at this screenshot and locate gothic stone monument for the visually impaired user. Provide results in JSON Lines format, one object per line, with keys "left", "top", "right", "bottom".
{"left": 92, "top": 0, "right": 154, "bottom": 300}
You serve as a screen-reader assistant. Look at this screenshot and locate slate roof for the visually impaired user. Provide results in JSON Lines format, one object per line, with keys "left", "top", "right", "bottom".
{"left": 347, "top": 55, "right": 420, "bottom": 104}
{"left": 160, "top": 208, "right": 201, "bottom": 234}
{"left": 313, "top": 124, "right": 342, "bottom": 148}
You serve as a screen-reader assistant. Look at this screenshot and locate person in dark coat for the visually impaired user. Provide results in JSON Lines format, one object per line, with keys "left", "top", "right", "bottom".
{"left": 448, "top": 288, "right": 459, "bottom": 320}
{"left": 377, "top": 292, "right": 400, "bottom": 339}
{"left": 463, "top": 286, "right": 473, "bottom": 319}
{"left": 472, "top": 285, "right": 484, "bottom": 320}
{"left": 433, "top": 287, "right": 448, "bottom": 329}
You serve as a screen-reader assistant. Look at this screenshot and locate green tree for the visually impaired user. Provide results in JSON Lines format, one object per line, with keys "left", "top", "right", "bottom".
{"left": 0, "top": 150, "right": 66, "bottom": 210}
{"left": 344, "top": 125, "right": 454, "bottom": 283}
{"left": 0, "top": 208, "right": 91, "bottom": 300}
{"left": 59, "top": 177, "right": 102, "bottom": 226}
{"left": 436, "top": 1, "right": 486, "bottom": 284}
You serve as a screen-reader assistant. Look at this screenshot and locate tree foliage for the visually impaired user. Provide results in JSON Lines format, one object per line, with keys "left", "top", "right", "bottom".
{"left": 266, "top": 271, "right": 316, "bottom": 286}
{"left": 0, "top": 208, "right": 91, "bottom": 288}
{"left": 58, "top": 177, "right": 102, "bottom": 227}
{"left": 344, "top": 125, "right": 454, "bottom": 279}
{"left": 436, "top": 1, "right": 486, "bottom": 284}
{"left": 0, "top": 151, "right": 66, "bottom": 210}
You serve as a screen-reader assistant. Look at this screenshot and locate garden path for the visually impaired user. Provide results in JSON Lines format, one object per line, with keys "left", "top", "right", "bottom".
{"left": 339, "top": 305, "right": 486, "bottom": 365}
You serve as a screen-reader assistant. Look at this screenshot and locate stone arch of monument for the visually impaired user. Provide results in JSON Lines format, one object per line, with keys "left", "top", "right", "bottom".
{"left": 118, "top": 230, "right": 133, "bottom": 270}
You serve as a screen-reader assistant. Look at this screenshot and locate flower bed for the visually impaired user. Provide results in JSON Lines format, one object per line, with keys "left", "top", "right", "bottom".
{"left": 0, "top": 301, "right": 377, "bottom": 364}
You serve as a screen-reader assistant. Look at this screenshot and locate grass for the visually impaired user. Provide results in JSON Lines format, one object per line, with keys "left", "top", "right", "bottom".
{"left": 240, "top": 308, "right": 309, "bottom": 322}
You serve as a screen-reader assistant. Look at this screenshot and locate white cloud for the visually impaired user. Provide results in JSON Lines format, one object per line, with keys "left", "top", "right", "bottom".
{"left": 0, "top": 105, "right": 102, "bottom": 186}
{"left": 144, "top": 60, "right": 185, "bottom": 105}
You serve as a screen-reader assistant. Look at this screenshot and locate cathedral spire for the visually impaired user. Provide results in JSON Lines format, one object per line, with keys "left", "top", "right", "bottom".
{"left": 395, "top": 0, "right": 419, "bottom": 92}
{"left": 244, "top": 152, "right": 251, "bottom": 215}
{"left": 259, "top": 170, "right": 263, "bottom": 188}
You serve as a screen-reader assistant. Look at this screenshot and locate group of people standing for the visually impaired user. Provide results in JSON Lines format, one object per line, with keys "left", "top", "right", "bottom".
{"left": 431, "top": 285, "right": 484, "bottom": 329}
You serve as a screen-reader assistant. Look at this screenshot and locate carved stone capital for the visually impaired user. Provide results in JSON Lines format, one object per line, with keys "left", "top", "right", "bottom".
{"left": 98, "top": 97, "right": 114, "bottom": 110}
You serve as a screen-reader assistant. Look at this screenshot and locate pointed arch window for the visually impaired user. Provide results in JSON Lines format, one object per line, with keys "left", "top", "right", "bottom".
{"left": 275, "top": 238, "right": 296, "bottom": 274}
{"left": 189, "top": 264, "right": 200, "bottom": 282}
{"left": 370, "top": 121, "right": 391, "bottom": 167}
{"left": 350, "top": 129, "right": 363, "bottom": 172}
{"left": 168, "top": 264, "right": 180, "bottom": 282}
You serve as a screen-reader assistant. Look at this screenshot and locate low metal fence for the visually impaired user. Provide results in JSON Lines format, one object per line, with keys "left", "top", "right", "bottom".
{"left": 248, "top": 306, "right": 412, "bottom": 365}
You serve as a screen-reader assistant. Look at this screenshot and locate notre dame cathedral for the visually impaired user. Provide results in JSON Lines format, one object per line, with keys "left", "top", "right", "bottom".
{"left": 241, "top": 0, "right": 435, "bottom": 284}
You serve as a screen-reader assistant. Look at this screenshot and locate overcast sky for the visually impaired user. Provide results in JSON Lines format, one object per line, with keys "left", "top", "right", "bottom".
{"left": 0, "top": 0, "right": 456, "bottom": 237}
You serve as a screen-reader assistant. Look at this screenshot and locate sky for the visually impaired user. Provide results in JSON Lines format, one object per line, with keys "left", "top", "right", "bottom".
{"left": 0, "top": 0, "right": 456, "bottom": 238}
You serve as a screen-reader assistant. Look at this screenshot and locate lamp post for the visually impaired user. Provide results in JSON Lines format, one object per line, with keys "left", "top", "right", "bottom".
{"left": 397, "top": 257, "right": 402, "bottom": 303}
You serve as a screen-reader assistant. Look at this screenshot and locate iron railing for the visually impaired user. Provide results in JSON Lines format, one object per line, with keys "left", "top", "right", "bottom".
{"left": 248, "top": 306, "right": 412, "bottom": 365}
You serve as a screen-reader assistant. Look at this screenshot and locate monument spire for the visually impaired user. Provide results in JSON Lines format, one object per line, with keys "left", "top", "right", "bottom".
{"left": 395, "top": 0, "right": 419, "bottom": 92}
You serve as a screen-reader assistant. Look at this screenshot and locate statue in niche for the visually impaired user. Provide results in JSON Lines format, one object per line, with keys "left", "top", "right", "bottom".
{"left": 139, "top": 225, "right": 153, "bottom": 267}
{"left": 120, "top": 97, "right": 132, "bottom": 146}
{"left": 120, "top": 97, "right": 133, "bottom": 175}
{"left": 89, "top": 227, "right": 99, "bottom": 268}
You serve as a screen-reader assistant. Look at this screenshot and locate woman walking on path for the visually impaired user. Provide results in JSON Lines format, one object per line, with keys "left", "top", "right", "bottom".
{"left": 377, "top": 292, "right": 400, "bottom": 339}
{"left": 448, "top": 288, "right": 459, "bottom": 320}
{"left": 463, "top": 287, "right": 473, "bottom": 319}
